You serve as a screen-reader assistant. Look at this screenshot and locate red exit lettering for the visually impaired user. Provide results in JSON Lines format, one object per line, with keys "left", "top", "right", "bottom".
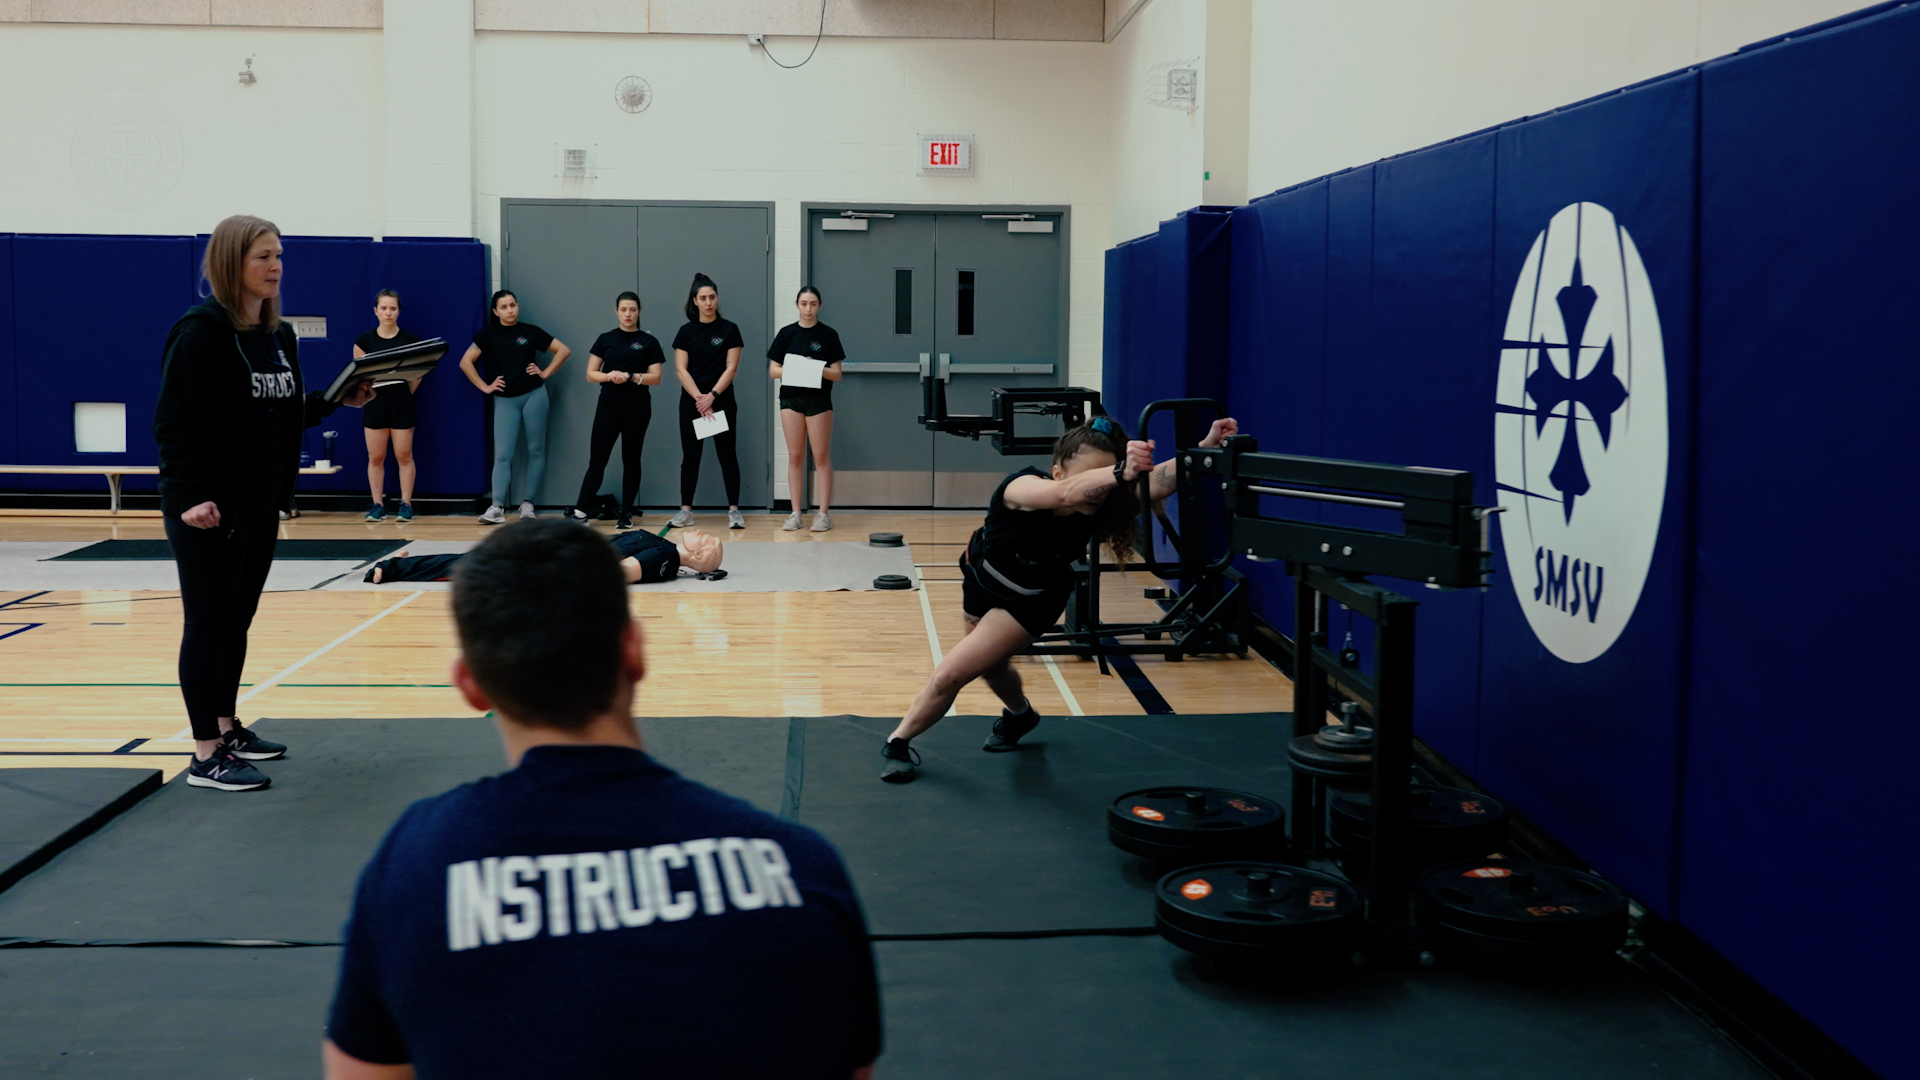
{"left": 930, "top": 142, "right": 959, "bottom": 166}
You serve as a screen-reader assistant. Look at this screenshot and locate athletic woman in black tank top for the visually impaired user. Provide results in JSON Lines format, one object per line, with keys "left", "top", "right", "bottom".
{"left": 879, "top": 414, "right": 1240, "bottom": 783}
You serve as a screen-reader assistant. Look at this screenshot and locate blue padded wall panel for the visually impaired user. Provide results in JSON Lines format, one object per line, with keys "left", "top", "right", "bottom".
{"left": 1688, "top": 10, "right": 1920, "bottom": 1077}
{"left": 12, "top": 235, "right": 197, "bottom": 492}
{"left": 1109, "top": 234, "right": 1160, "bottom": 433}
{"left": 1102, "top": 244, "right": 1127, "bottom": 416}
{"left": 0, "top": 235, "right": 15, "bottom": 465}
{"left": 1478, "top": 74, "right": 1699, "bottom": 916}
{"left": 277, "top": 237, "right": 372, "bottom": 493}
{"left": 369, "top": 239, "right": 489, "bottom": 493}
{"left": 1354, "top": 135, "right": 1499, "bottom": 773}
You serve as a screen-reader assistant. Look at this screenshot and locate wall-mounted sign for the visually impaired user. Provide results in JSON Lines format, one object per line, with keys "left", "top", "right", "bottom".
{"left": 286, "top": 316, "right": 327, "bottom": 339}
{"left": 918, "top": 134, "right": 974, "bottom": 176}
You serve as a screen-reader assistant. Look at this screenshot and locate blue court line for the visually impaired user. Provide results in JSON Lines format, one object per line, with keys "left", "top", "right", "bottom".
{"left": 0, "top": 591, "right": 50, "bottom": 611}
{"left": 1099, "top": 637, "right": 1175, "bottom": 715}
{"left": 0, "top": 623, "right": 44, "bottom": 642}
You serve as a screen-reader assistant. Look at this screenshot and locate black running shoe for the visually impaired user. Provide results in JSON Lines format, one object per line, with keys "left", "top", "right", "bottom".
{"left": 186, "top": 746, "right": 271, "bottom": 792}
{"left": 880, "top": 738, "right": 921, "bottom": 783}
{"left": 222, "top": 720, "right": 286, "bottom": 761}
{"left": 616, "top": 512, "right": 634, "bottom": 530}
{"left": 983, "top": 705, "right": 1042, "bottom": 752}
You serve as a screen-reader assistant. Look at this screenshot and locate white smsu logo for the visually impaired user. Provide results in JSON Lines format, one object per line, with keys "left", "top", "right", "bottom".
{"left": 1493, "top": 202, "right": 1669, "bottom": 664}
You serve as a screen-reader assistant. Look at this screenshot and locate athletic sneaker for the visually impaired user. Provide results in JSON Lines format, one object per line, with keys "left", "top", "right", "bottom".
{"left": 396, "top": 503, "right": 414, "bottom": 522}
{"left": 880, "top": 738, "right": 921, "bottom": 783}
{"left": 564, "top": 507, "right": 590, "bottom": 523}
{"left": 728, "top": 509, "right": 747, "bottom": 530}
{"left": 478, "top": 503, "right": 507, "bottom": 525}
{"left": 783, "top": 512, "right": 804, "bottom": 531}
{"left": 222, "top": 720, "right": 287, "bottom": 761}
{"left": 185, "top": 746, "right": 271, "bottom": 792}
{"left": 519, "top": 501, "right": 537, "bottom": 520}
{"left": 364, "top": 503, "right": 384, "bottom": 522}
{"left": 983, "top": 704, "right": 1042, "bottom": 752}
{"left": 811, "top": 512, "right": 832, "bottom": 533}
{"left": 668, "top": 509, "right": 695, "bottom": 528}
{"left": 616, "top": 512, "right": 634, "bottom": 530}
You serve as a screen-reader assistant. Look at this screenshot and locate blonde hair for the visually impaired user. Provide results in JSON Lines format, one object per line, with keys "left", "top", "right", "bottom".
{"left": 202, "top": 214, "right": 282, "bottom": 331}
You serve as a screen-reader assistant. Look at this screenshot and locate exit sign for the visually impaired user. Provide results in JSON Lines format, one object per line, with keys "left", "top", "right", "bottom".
{"left": 918, "top": 134, "right": 974, "bottom": 176}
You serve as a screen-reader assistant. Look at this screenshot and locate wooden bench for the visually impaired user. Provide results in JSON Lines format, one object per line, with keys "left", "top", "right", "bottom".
{"left": 0, "top": 464, "right": 342, "bottom": 514}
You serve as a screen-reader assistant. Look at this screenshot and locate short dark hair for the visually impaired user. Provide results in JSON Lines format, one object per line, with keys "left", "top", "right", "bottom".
{"left": 375, "top": 288, "right": 400, "bottom": 307}
{"left": 451, "top": 520, "right": 631, "bottom": 730}
{"left": 616, "top": 290, "right": 641, "bottom": 309}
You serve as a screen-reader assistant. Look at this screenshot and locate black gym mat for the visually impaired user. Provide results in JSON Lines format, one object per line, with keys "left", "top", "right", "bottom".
{"left": 795, "top": 713, "right": 1294, "bottom": 936}
{"left": 873, "top": 936, "right": 1769, "bottom": 1079}
{"left": 0, "top": 769, "right": 161, "bottom": 895}
{"left": 0, "top": 947, "right": 337, "bottom": 1079}
{"left": 0, "top": 716, "right": 789, "bottom": 943}
{"left": 47, "top": 539, "right": 407, "bottom": 561}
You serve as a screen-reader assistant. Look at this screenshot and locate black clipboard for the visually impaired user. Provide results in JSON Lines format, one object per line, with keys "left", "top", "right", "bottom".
{"left": 323, "top": 338, "right": 449, "bottom": 403}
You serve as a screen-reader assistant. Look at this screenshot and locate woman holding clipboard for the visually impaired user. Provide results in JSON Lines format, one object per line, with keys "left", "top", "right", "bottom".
{"left": 354, "top": 289, "right": 423, "bottom": 522}
{"left": 767, "top": 286, "right": 845, "bottom": 532}
{"left": 669, "top": 273, "right": 745, "bottom": 530}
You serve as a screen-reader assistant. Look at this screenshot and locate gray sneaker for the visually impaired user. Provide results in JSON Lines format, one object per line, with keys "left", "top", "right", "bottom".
{"left": 668, "top": 509, "right": 695, "bottom": 528}
{"left": 728, "top": 509, "right": 746, "bottom": 530}
{"left": 518, "top": 501, "right": 537, "bottom": 520}
{"left": 811, "top": 512, "right": 832, "bottom": 533}
{"left": 185, "top": 746, "right": 270, "bottom": 792}
{"left": 478, "top": 503, "right": 507, "bottom": 525}
{"left": 782, "top": 512, "right": 803, "bottom": 531}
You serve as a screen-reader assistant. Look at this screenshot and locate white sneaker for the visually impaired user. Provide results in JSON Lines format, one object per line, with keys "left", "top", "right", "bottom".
{"left": 668, "top": 509, "right": 695, "bottom": 528}
{"left": 728, "top": 509, "right": 746, "bottom": 530}
{"left": 782, "top": 512, "right": 803, "bottom": 531}
{"left": 518, "top": 501, "right": 536, "bottom": 520}
{"left": 811, "top": 512, "right": 832, "bottom": 532}
{"left": 478, "top": 504, "right": 507, "bottom": 525}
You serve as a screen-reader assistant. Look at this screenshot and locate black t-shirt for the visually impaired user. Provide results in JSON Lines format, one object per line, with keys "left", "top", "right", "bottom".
{"left": 470, "top": 322, "right": 554, "bottom": 398}
{"left": 767, "top": 322, "right": 847, "bottom": 402}
{"left": 355, "top": 327, "right": 424, "bottom": 402}
{"left": 969, "top": 466, "right": 1096, "bottom": 595}
{"left": 590, "top": 328, "right": 665, "bottom": 398}
{"left": 611, "top": 529, "right": 680, "bottom": 582}
{"left": 237, "top": 328, "right": 301, "bottom": 495}
{"left": 326, "top": 746, "right": 881, "bottom": 1078}
{"left": 672, "top": 318, "right": 744, "bottom": 393}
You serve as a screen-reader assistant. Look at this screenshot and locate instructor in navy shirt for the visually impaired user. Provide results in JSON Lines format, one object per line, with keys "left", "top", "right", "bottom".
{"left": 324, "top": 520, "right": 880, "bottom": 1079}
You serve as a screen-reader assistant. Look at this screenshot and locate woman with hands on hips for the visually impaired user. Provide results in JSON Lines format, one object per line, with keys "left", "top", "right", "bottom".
{"left": 459, "top": 289, "right": 570, "bottom": 524}
{"left": 153, "top": 213, "right": 377, "bottom": 793}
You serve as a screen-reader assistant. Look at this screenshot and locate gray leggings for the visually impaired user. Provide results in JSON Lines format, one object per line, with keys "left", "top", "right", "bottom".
{"left": 491, "top": 385, "right": 550, "bottom": 506}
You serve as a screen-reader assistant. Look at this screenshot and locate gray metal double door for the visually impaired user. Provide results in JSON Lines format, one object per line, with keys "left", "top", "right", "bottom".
{"left": 809, "top": 208, "right": 1066, "bottom": 507}
{"left": 501, "top": 200, "right": 772, "bottom": 509}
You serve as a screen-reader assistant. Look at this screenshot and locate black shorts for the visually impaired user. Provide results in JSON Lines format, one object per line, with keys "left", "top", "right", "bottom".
{"left": 362, "top": 387, "right": 417, "bottom": 430}
{"left": 960, "top": 550, "right": 1071, "bottom": 638}
{"left": 780, "top": 388, "right": 833, "bottom": 417}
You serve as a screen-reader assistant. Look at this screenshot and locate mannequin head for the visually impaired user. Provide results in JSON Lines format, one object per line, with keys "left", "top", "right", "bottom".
{"left": 676, "top": 529, "right": 724, "bottom": 574}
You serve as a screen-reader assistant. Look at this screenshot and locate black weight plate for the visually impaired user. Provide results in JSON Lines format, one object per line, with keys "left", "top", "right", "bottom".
{"left": 1154, "top": 862, "right": 1361, "bottom": 958}
{"left": 1107, "top": 788, "right": 1285, "bottom": 862}
{"left": 873, "top": 574, "right": 913, "bottom": 590}
{"left": 1415, "top": 859, "right": 1629, "bottom": 947}
{"left": 1286, "top": 735, "right": 1371, "bottom": 782}
{"left": 868, "top": 532, "right": 905, "bottom": 546}
{"left": 1328, "top": 786, "right": 1510, "bottom": 861}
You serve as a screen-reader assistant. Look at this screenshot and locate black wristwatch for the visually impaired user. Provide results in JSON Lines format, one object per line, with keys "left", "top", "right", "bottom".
{"left": 1114, "top": 462, "right": 1130, "bottom": 486}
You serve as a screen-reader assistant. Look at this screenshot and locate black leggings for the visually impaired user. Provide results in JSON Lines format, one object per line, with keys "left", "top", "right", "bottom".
{"left": 165, "top": 506, "right": 278, "bottom": 741}
{"left": 679, "top": 388, "right": 740, "bottom": 507}
{"left": 576, "top": 393, "right": 651, "bottom": 511}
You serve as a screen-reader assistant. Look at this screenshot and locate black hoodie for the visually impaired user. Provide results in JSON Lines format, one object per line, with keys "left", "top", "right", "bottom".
{"left": 153, "top": 297, "right": 341, "bottom": 517}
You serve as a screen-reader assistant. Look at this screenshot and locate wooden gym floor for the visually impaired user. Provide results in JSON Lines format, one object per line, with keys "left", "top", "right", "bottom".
{"left": 0, "top": 510, "right": 1293, "bottom": 781}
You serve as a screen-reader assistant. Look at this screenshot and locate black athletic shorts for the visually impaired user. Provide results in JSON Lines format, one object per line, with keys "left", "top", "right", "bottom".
{"left": 960, "top": 548, "right": 1070, "bottom": 638}
{"left": 362, "top": 386, "right": 417, "bottom": 430}
{"left": 780, "top": 388, "right": 833, "bottom": 417}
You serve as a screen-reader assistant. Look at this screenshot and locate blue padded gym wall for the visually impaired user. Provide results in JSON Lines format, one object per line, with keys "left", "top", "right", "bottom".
{"left": 0, "top": 235, "right": 15, "bottom": 466}
{"left": 1478, "top": 74, "right": 1700, "bottom": 919}
{"left": 1687, "top": 7, "right": 1920, "bottom": 1077}
{"left": 9, "top": 235, "right": 198, "bottom": 492}
{"left": 369, "top": 239, "right": 490, "bottom": 493}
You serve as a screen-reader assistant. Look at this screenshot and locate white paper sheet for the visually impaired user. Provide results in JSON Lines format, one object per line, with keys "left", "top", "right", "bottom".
{"left": 781, "top": 353, "right": 827, "bottom": 389}
{"left": 691, "top": 410, "right": 730, "bottom": 440}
